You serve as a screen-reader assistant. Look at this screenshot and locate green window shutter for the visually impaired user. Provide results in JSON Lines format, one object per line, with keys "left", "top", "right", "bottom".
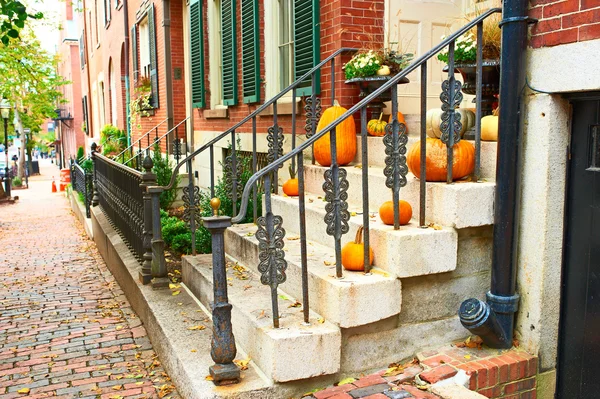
{"left": 221, "top": 0, "right": 237, "bottom": 106}
{"left": 241, "top": 0, "right": 259, "bottom": 104}
{"left": 131, "top": 25, "right": 139, "bottom": 82}
{"left": 190, "top": 0, "right": 205, "bottom": 108}
{"left": 148, "top": 5, "right": 159, "bottom": 108}
{"left": 293, "top": 0, "right": 320, "bottom": 97}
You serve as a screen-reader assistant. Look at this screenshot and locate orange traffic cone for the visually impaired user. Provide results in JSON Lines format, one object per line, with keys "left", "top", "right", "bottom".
{"left": 51, "top": 177, "right": 57, "bottom": 193}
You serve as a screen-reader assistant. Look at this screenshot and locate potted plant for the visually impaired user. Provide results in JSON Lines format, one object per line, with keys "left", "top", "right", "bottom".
{"left": 130, "top": 76, "right": 154, "bottom": 118}
{"left": 437, "top": 13, "right": 501, "bottom": 116}
{"left": 343, "top": 48, "right": 414, "bottom": 118}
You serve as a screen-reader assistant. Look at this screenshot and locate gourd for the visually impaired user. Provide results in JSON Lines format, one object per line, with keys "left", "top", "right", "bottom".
{"left": 314, "top": 100, "right": 357, "bottom": 167}
{"left": 407, "top": 138, "right": 475, "bottom": 182}
{"left": 388, "top": 111, "right": 408, "bottom": 134}
{"left": 481, "top": 108, "right": 499, "bottom": 141}
{"left": 426, "top": 108, "right": 476, "bottom": 139}
{"left": 282, "top": 166, "right": 299, "bottom": 196}
{"left": 379, "top": 200, "right": 412, "bottom": 226}
{"left": 341, "top": 226, "right": 374, "bottom": 272}
{"left": 367, "top": 114, "right": 387, "bottom": 137}
{"left": 377, "top": 65, "right": 391, "bottom": 76}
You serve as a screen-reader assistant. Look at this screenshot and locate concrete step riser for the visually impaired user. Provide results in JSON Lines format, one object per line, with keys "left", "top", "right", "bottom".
{"left": 225, "top": 225, "right": 403, "bottom": 328}
{"left": 353, "top": 135, "right": 498, "bottom": 179}
{"left": 270, "top": 195, "right": 458, "bottom": 278}
{"left": 302, "top": 165, "right": 495, "bottom": 229}
{"left": 182, "top": 255, "right": 342, "bottom": 383}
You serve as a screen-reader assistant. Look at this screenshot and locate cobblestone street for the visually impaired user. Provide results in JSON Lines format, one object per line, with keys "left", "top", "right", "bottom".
{"left": 0, "top": 162, "right": 180, "bottom": 398}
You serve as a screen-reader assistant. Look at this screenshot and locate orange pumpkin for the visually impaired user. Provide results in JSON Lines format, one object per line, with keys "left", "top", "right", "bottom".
{"left": 379, "top": 200, "right": 412, "bottom": 226}
{"left": 283, "top": 166, "right": 299, "bottom": 196}
{"left": 314, "top": 101, "right": 357, "bottom": 166}
{"left": 341, "top": 226, "right": 374, "bottom": 272}
{"left": 407, "top": 138, "right": 475, "bottom": 182}
{"left": 367, "top": 114, "right": 387, "bottom": 137}
{"left": 388, "top": 111, "right": 408, "bottom": 134}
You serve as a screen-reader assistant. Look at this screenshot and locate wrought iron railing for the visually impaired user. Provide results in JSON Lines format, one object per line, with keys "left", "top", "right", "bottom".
{"left": 70, "top": 160, "right": 93, "bottom": 218}
{"left": 123, "top": 117, "right": 190, "bottom": 168}
{"left": 144, "top": 8, "right": 501, "bottom": 385}
{"left": 115, "top": 117, "right": 169, "bottom": 166}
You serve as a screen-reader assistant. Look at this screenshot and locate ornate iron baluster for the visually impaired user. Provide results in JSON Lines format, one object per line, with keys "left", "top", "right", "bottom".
{"left": 91, "top": 143, "right": 99, "bottom": 206}
{"left": 139, "top": 154, "right": 155, "bottom": 285}
{"left": 252, "top": 116, "right": 258, "bottom": 223}
{"left": 268, "top": 104, "right": 284, "bottom": 194}
{"left": 360, "top": 107, "right": 371, "bottom": 273}
{"left": 223, "top": 134, "right": 242, "bottom": 215}
{"left": 384, "top": 84, "right": 409, "bottom": 230}
{"left": 323, "top": 151, "right": 350, "bottom": 278}
{"left": 297, "top": 152, "right": 309, "bottom": 323}
{"left": 183, "top": 159, "right": 201, "bottom": 255}
{"left": 474, "top": 21, "right": 484, "bottom": 182}
{"left": 256, "top": 175, "right": 287, "bottom": 328}
{"left": 204, "top": 198, "right": 240, "bottom": 385}
{"left": 291, "top": 88, "right": 297, "bottom": 174}
{"left": 420, "top": 63, "right": 428, "bottom": 227}
{"left": 210, "top": 144, "right": 215, "bottom": 198}
{"left": 440, "top": 40, "right": 463, "bottom": 183}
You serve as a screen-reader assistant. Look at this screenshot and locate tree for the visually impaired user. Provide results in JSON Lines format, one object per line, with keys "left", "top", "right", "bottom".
{"left": 0, "top": 29, "right": 66, "bottom": 179}
{"left": 0, "top": 0, "right": 43, "bottom": 45}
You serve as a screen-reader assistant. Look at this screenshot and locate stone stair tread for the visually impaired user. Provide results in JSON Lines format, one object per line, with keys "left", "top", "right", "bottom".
{"left": 302, "top": 164, "right": 495, "bottom": 229}
{"left": 226, "top": 223, "right": 402, "bottom": 328}
{"left": 182, "top": 254, "right": 341, "bottom": 383}
{"left": 270, "top": 194, "right": 458, "bottom": 278}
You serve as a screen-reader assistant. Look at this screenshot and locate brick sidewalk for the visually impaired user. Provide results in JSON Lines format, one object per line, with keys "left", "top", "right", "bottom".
{"left": 0, "top": 162, "right": 180, "bottom": 399}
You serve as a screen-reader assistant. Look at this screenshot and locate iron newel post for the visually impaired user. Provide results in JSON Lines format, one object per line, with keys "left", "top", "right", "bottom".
{"left": 147, "top": 185, "right": 169, "bottom": 289}
{"left": 139, "top": 153, "right": 156, "bottom": 285}
{"left": 203, "top": 198, "right": 240, "bottom": 385}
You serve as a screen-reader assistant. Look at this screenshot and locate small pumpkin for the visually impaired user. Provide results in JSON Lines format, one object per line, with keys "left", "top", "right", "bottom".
{"left": 282, "top": 166, "right": 299, "bottom": 196}
{"left": 388, "top": 111, "right": 408, "bottom": 134}
{"left": 377, "top": 65, "right": 391, "bottom": 76}
{"left": 407, "top": 138, "right": 475, "bottom": 182}
{"left": 426, "top": 108, "right": 476, "bottom": 139}
{"left": 379, "top": 200, "right": 412, "bottom": 226}
{"left": 314, "top": 100, "right": 357, "bottom": 167}
{"left": 367, "top": 114, "right": 387, "bottom": 137}
{"left": 341, "top": 226, "right": 374, "bottom": 272}
{"left": 481, "top": 107, "right": 499, "bottom": 141}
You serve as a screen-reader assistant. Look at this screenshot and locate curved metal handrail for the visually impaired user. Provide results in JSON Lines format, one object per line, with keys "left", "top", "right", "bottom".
{"left": 123, "top": 117, "right": 190, "bottom": 165}
{"left": 159, "top": 47, "right": 360, "bottom": 190}
{"left": 231, "top": 7, "right": 501, "bottom": 223}
{"left": 116, "top": 117, "right": 169, "bottom": 160}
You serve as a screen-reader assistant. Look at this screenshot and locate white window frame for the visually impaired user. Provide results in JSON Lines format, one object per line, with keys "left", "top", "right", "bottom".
{"left": 98, "top": 79, "right": 106, "bottom": 129}
{"left": 208, "top": 0, "right": 225, "bottom": 109}
{"left": 264, "top": 0, "right": 295, "bottom": 101}
{"left": 138, "top": 16, "right": 151, "bottom": 79}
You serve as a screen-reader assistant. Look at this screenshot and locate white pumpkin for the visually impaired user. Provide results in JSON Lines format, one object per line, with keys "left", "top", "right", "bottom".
{"left": 426, "top": 108, "right": 476, "bottom": 139}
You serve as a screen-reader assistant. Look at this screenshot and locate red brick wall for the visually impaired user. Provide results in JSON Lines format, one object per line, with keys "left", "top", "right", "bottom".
{"left": 529, "top": 0, "right": 600, "bottom": 48}
{"left": 191, "top": 0, "right": 384, "bottom": 138}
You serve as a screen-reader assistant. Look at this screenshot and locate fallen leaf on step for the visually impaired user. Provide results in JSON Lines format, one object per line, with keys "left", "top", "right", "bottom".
{"left": 354, "top": 165, "right": 362, "bottom": 169}
{"left": 191, "top": 349, "right": 197, "bottom": 353}
{"left": 278, "top": 294, "right": 292, "bottom": 301}
{"left": 234, "top": 358, "right": 251, "bottom": 370}
{"left": 172, "top": 291, "right": 180, "bottom": 296}
{"left": 112, "top": 385, "right": 123, "bottom": 391}
{"left": 288, "top": 301, "right": 302, "bottom": 308}
{"left": 17, "top": 388, "right": 30, "bottom": 395}
{"left": 317, "top": 317, "right": 325, "bottom": 324}
{"left": 245, "top": 232, "right": 254, "bottom": 236}
{"left": 384, "top": 364, "right": 405, "bottom": 376}
{"left": 187, "top": 325, "right": 205, "bottom": 331}
{"left": 169, "top": 284, "right": 180, "bottom": 290}
{"left": 350, "top": 212, "right": 357, "bottom": 216}
{"left": 337, "top": 377, "right": 356, "bottom": 385}
{"left": 308, "top": 198, "right": 314, "bottom": 203}
{"left": 257, "top": 310, "right": 266, "bottom": 319}
{"left": 464, "top": 354, "right": 471, "bottom": 360}
{"left": 287, "top": 236, "right": 300, "bottom": 240}
{"left": 205, "top": 375, "right": 214, "bottom": 381}
{"left": 370, "top": 269, "right": 390, "bottom": 278}
{"left": 427, "top": 223, "right": 443, "bottom": 230}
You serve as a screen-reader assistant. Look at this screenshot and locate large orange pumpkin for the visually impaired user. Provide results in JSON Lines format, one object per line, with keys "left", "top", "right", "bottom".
{"left": 314, "top": 101, "right": 357, "bottom": 166}
{"left": 341, "top": 226, "right": 374, "bottom": 272}
{"left": 379, "top": 200, "right": 412, "bottom": 226}
{"left": 388, "top": 112, "right": 408, "bottom": 134}
{"left": 407, "top": 138, "right": 475, "bottom": 182}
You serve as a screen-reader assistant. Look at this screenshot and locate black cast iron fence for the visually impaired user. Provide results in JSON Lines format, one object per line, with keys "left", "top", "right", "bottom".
{"left": 93, "top": 8, "right": 503, "bottom": 385}
{"left": 70, "top": 160, "right": 93, "bottom": 218}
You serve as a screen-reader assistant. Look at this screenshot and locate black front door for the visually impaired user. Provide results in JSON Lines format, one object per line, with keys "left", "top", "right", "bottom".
{"left": 557, "top": 96, "right": 600, "bottom": 398}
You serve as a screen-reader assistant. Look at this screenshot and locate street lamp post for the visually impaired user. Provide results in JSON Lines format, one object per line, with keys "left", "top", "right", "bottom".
{"left": 0, "top": 99, "right": 10, "bottom": 198}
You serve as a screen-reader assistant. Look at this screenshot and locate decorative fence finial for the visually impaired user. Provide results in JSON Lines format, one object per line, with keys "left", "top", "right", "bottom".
{"left": 210, "top": 197, "right": 221, "bottom": 216}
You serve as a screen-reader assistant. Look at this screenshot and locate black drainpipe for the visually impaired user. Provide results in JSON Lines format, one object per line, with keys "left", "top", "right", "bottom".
{"left": 458, "top": 0, "right": 532, "bottom": 348}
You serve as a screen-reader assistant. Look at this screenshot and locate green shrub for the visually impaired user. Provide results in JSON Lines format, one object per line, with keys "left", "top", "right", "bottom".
{"left": 76, "top": 146, "right": 84, "bottom": 160}
{"left": 152, "top": 142, "right": 180, "bottom": 210}
{"left": 80, "top": 159, "right": 93, "bottom": 173}
{"left": 100, "top": 125, "right": 127, "bottom": 156}
{"left": 12, "top": 176, "right": 22, "bottom": 187}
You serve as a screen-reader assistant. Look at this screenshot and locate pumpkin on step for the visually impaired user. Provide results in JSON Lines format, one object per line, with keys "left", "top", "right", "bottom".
{"left": 282, "top": 166, "right": 299, "bottom": 196}
{"left": 426, "top": 108, "right": 475, "bottom": 139}
{"left": 341, "top": 226, "right": 374, "bottom": 272}
{"left": 314, "top": 100, "right": 357, "bottom": 166}
{"left": 481, "top": 108, "right": 499, "bottom": 141}
{"left": 388, "top": 111, "right": 408, "bottom": 134}
{"left": 367, "top": 114, "right": 387, "bottom": 137}
{"left": 379, "top": 200, "right": 412, "bottom": 226}
{"left": 407, "top": 138, "right": 475, "bottom": 182}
